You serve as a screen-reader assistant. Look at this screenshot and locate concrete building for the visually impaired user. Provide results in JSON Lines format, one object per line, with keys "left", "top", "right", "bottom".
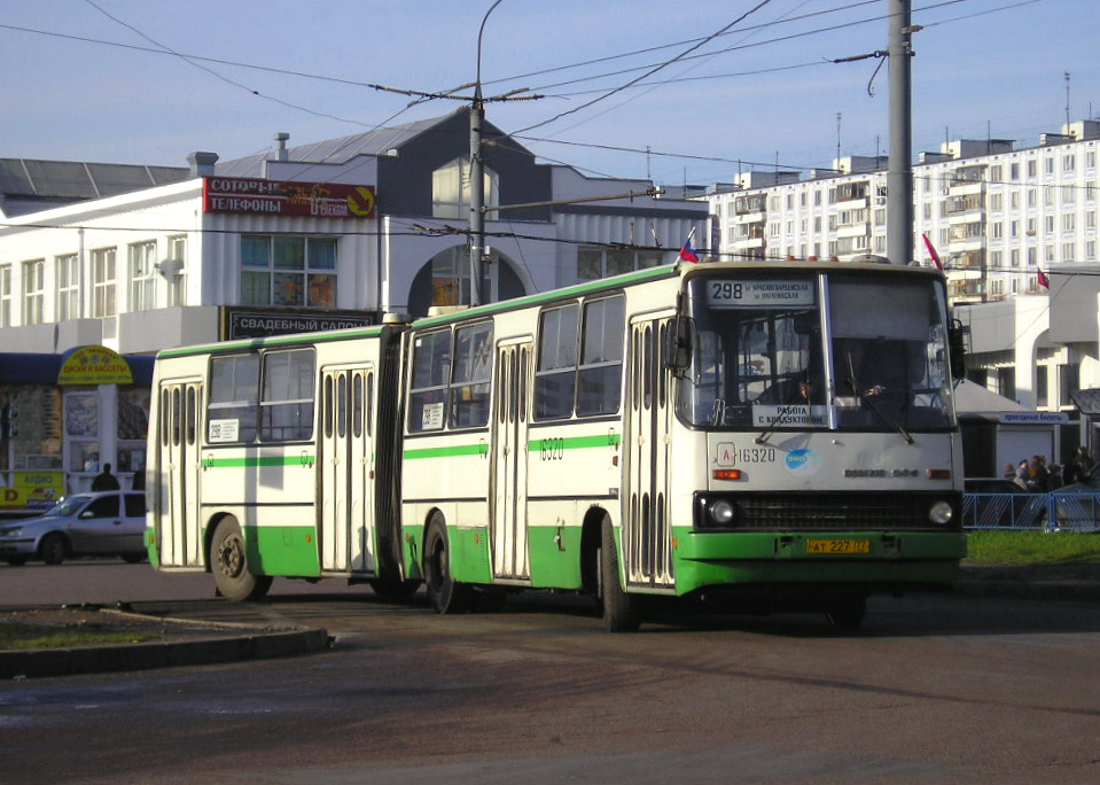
{"left": 0, "top": 110, "right": 706, "bottom": 496}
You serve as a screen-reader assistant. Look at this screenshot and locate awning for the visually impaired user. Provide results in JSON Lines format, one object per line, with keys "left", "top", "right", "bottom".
{"left": 0, "top": 352, "right": 154, "bottom": 385}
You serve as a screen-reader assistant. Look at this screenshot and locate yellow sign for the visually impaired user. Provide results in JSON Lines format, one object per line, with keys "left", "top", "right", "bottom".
{"left": 347, "top": 186, "right": 376, "bottom": 217}
{"left": 58, "top": 345, "right": 134, "bottom": 386}
{"left": 0, "top": 472, "right": 65, "bottom": 511}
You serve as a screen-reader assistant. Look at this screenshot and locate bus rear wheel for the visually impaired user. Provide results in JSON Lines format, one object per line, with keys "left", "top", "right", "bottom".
{"left": 210, "top": 517, "right": 272, "bottom": 602}
{"left": 423, "top": 515, "right": 470, "bottom": 614}
{"left": 600, "top": 517, "right": 640, "bottom": 632}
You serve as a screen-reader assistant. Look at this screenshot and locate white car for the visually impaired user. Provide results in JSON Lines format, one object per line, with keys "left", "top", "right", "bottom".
{"left": 0, "top": 491, "right": 147, "bottom": 566}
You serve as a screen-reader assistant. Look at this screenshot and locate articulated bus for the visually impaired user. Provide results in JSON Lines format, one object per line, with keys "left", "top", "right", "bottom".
{"left": 147, "top": 261, "right": 967, "bottom": 630}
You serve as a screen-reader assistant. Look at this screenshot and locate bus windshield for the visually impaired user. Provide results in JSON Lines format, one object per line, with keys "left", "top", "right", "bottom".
{"left": 677, "top": 273, "right": 955, "bottom": 433}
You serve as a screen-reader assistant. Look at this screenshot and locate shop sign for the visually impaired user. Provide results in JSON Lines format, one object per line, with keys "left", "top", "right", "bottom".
{"left": 0, "top": 471, "right": 65, "bottom": 511}
{"left": 223, "top": 307, "right": 379, "bottom": 340}
{"left": 58, "top": 346, "right": 133, "bottom": 386}
{"left": 203, "top": 178, "right": 376, "bottom": 219}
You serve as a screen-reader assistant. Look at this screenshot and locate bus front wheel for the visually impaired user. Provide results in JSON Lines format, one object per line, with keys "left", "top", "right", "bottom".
{"left": 423, "top": 515, "right": 471, "bottom": 614}
{"left": 210, "top": 517, "right": 272, "bottom": 602}
{"left": 600, "top": 517, "right": 640, "bottom": 632}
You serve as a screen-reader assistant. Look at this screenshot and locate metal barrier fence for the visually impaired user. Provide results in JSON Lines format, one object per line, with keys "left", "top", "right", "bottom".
{"left": 962, "top": 492, "right": 1100, "bottom": 531}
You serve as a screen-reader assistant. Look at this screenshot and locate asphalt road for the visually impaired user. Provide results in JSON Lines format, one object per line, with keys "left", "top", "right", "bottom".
{"left": 3, "top": 560, "right": 1100, "bottom": 785}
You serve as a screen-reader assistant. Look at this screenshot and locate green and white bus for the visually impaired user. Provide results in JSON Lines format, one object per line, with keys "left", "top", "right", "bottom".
{"left": 147, "top": 260, "right": 967, "bottom": 630}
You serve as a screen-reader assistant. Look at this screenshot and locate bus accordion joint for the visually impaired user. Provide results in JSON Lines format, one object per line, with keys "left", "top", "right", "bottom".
{"left": 713, "top": 469, "right": 743, "bottom": 481}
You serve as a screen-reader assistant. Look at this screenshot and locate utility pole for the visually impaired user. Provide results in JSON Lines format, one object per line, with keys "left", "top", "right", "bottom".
{"left": 468, "top": 0, "right": 508, "bottom": 308}
{"left": 887, "top": 0, "right": 915, "bottom": 266}
{"left": 469, "top": 86, "right": 486, "bottom": 306}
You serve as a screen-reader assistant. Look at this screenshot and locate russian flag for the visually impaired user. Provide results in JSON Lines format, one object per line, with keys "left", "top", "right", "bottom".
{"left": 679, "top": 237, "right": 699, "bottom": 264}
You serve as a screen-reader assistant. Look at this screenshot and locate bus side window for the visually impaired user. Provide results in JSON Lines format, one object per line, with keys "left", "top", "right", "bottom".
{"left": 450, "top": 321, "right": 493, "bottom": 429}
{"left": 208, "top": 354, "right": 259, "bottom": 443}
{"left": 409, "top": 329, "right": 451, "bottom": 432}
{"left": 577, "top": 295, "right": 624, "bottom": 416}
{"left": 535, "top": 303, "right": 579, "bottom": 420}
{"left": 259, "top": 349, "right": 315, "bottom": 442}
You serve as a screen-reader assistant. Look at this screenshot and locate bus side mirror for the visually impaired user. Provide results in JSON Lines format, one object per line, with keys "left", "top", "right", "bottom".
{"left": 664, "top": 316, "right": 694, "bottom": 377}
{"left": 948, "top": 318, "right": 967, "bottom": 380}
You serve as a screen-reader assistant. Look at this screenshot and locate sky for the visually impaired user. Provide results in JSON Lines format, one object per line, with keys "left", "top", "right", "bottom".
{"left": 0, "top": 0, "right": 1096, "bottom": 188}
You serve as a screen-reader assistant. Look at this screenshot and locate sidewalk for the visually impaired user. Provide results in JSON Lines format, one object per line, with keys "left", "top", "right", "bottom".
{"left": 2, "top": 564, "right": 1096, "bottom": 680}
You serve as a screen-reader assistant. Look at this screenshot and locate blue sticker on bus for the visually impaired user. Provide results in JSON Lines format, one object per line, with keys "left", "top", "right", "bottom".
{"left": 785, "top": 448, "right": 821, "bottom": 477}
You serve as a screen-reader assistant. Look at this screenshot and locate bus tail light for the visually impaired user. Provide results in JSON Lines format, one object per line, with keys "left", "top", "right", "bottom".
{"left": 713, "top": 469, "right": 742, "bottom": 481}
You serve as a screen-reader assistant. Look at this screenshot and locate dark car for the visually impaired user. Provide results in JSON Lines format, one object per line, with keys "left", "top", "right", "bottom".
{"left": 963, "top": 478, "right": 1046, "bottom": 529}
{"left": 0, "top": 491, "right": 147, "bottom": 566}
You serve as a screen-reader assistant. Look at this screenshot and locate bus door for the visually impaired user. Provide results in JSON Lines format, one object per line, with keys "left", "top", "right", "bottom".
{"left": 623, "top": 318, "right": 675, "bottom": 589}
{"left": 319, "top": 365, "right": 376, "bottom": 574}
{"left": 157, "top": 380, "right": 203, "bottom": 567}
{"left": 491, "top": 339, "right": 532, "bottom": 581}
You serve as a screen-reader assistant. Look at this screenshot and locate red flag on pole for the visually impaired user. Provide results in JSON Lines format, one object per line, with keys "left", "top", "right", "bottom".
{"left": 922, "top": 233, "right": 943, "bottom": 271}
{"left": 1037, "top": 269, "right": 1050, "bottom": 289}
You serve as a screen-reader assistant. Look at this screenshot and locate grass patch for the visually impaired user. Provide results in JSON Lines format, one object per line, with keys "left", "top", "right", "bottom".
{"left": 0, "top": 622, "right": 160, "bottom": 650}
{"left": 965, "top": 530, "right": 1100, "bottom": 566}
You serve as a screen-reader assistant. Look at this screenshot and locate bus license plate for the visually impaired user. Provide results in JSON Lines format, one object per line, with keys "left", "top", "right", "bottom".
{"left": 807, "top": 538, "right": 871, "bottom": 555}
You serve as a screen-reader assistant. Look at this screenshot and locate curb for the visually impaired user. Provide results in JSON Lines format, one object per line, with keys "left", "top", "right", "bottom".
{"left": 1, "top": 610, "right": 331, "bottom": 680}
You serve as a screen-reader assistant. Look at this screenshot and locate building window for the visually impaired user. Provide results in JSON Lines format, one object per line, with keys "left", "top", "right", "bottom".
{"left": 22, "top": 259, "right": 44, "bottom": 325}
{"left": 91, "top": 248, "right": 117, "bottom": 318}
{"left": 1059, "top": 364, "right": 1080, "bottom": 407}
{"left": 129, "top": 241, "right": 158, "bottom": 312}
{"left": 240, "top": 236, "right": 336, "bottom": 308}
{"left": 1036, "top": 366, "right": 1048, "bottom": 408}
{"left": 57, "top": 254, "right": 80, "bottom": 320}
{"left": 0, "top": 265, "right": 11, "bottom": 327}
{"left": 431, "top": 156, "right": 498, "bottom": 220}
{"left": 166, "top": 235, "right": 187, "bottom": 306}
{"left": 576, "top": 247, "right": 663, "bottom": 281}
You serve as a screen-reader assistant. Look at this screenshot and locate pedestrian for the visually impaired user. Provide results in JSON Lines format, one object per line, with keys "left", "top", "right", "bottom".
{"left": 1076, "top": 446, "right": 1094, "bottom": 479}
{"left": 91, "top": 462, "right": 121, "bottom": 492}
{"left": 1027, "top": 455, "right": 1049, "bottom": 493}
{"left": 1015, "top": 459, "right": 1030, "bottom": 490}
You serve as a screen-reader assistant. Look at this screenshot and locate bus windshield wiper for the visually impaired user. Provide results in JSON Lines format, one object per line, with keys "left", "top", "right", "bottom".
{"left": 845, "top": 353, "right": 913, "bottom": 445}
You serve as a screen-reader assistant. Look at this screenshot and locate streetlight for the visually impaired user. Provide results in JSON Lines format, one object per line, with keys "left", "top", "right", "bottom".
{"left": 468, "top": 0, "right": 507, "bottom": 307}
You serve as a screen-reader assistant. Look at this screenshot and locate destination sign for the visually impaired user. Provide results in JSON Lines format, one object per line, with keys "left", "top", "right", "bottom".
{"left": 706, "top": 279, "right": 815, "bottom": 308}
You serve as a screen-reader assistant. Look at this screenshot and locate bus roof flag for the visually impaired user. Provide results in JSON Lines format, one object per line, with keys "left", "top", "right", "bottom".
{"left": 679, "top": 237, "right": 699, "bottom": 264}
{"left": 1038, "top": 269, "right": 1050, "bottom": 289}
{"left": 921, "top": 233, "right": 943, "bottom": 271}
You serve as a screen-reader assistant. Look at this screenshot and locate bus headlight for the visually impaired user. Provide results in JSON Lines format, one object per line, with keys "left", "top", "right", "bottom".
{"left": 710, "top": 500, "right": 735, "bottom": 526}
{"left": 928, "top": 500, "right": 954, "bottom": 525}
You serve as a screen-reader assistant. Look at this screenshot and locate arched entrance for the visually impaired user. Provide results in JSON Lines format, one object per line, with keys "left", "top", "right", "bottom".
{"left": 407, "top": 245, "right": 528, "bottom": 317}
